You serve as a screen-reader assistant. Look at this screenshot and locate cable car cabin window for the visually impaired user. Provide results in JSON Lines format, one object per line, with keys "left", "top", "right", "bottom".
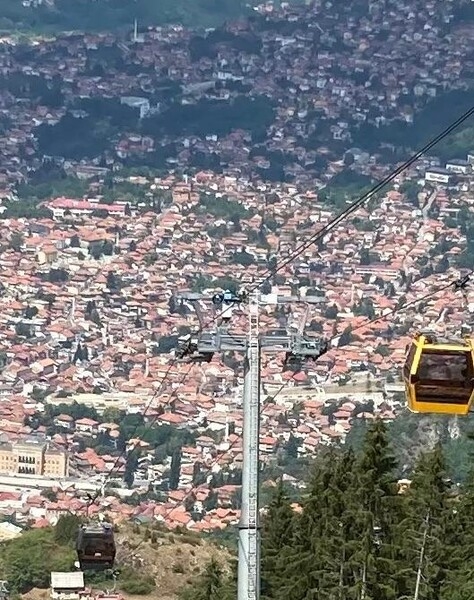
{"left": 417, "top": 351, "right": 471, "bottom": 387}
{"left": 414, "top": 350, "right": 473, "bottom": 405}
{"left": 81, "top": 536, "right": 113, "bottom": 556}
{"left": 414, "top": 384, "right": 471, "bottom": 404}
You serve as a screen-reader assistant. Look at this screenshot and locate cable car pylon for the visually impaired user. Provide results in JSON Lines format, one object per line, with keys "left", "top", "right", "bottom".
{"left": 174, "top": 288, "right": 329, "bottom": 600}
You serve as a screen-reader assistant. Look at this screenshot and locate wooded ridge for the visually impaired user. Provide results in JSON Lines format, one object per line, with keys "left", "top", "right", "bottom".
{"left": 183, "top": 419, "right": 474, "bottom": 600}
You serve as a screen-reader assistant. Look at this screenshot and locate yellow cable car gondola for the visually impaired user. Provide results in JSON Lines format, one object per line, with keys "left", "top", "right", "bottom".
{"left": 403, "top": 332, "right": 474, "bottom": 415}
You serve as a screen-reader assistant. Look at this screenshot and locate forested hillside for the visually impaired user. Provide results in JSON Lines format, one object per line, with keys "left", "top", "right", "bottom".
{"left": 184, "top": 419, "right": 474, "bottom": 600}
{"left": 0, "top": 0, "right": 249, "bottom": 33}
{"left": 8, "top": 418, "right": 473, "bottom": 599}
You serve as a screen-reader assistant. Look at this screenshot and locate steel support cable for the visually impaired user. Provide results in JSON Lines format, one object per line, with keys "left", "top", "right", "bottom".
{"left": 102, "top": 270, "right": 472, "bottom": 530}
{"left": 87, "top": 103, "right": 474, "bottom": 505}
{"left": 116, "top": 269, "right": 472, "bottom": 562}
{"left": 327, "top": 269, "right": 474, "bottom": 345}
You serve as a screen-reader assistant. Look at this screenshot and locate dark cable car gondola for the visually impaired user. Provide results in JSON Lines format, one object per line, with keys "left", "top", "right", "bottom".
{"left": 76, "top": 523, "right": 116, "bottom": 571}
{"left": 403, "top": 332, "right": 474, "bottom": 415}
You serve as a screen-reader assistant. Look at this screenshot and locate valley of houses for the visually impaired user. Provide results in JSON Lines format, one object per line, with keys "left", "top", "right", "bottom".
{"left": 0, "top": 153, "right": 470, "bottom": 532}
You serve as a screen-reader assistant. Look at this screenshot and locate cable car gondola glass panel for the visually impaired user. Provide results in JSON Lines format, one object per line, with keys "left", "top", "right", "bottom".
{"left": 403, "top": 335, "right": 474, "bottom": 415}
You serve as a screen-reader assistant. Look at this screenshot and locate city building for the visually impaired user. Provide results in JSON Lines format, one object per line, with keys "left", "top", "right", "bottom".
{"left": 424, "top": 167, "right": 451, "bottom": 184}
{"left": 0, "top": 437, "right": 69, "bottom": 477}
{"left": 46, "top": 198, "right": 128, "bottom": 219}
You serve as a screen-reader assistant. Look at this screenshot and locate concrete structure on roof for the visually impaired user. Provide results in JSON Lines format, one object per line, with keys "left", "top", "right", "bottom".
{"left": 0, "top": 437, "right": 69, "bottom": 477}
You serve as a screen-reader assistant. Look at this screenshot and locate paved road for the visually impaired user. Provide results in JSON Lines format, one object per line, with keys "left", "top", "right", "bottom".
{"left": 0, "top": 473, "right": 102, "bottom": 493}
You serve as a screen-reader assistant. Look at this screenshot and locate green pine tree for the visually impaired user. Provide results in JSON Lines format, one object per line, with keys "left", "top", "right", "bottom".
{"left": 181, "top": 558, "right": 233, "bottom": 600}
{"left": 275, "top": 450, "right": 334, "bottom": 600}
{"left": 261, "top": 480, "right": 295, "bottom": 600}
{"left": 350, "top": 418, "right": 402, "bottom": 600}
{"left": 312, "top": 447, "right": 359, "bottom": 600}
{"left": 440, "top": 468, "right": 474, "bottom": 599}
{"left": 124, "top": 450, "right": 139, "bottom": 488}
{"left": 276, "top": 448, "right": 359, "bottom": 600}
{"left": 54, "top": 514, "right": 82, "bottom": 544}
{"left": 169, "top": 448, "right": 182, "bottom": 490}
{"left": 399, "top": 444, "right": 453, "bottom": 600}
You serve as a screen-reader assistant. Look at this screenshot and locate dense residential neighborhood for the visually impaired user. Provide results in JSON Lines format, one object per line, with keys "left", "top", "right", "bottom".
{"left": 0, "top": 159, "right": 469, "bottom": 532}
{"left": 0, "top": 0, "right": 471, "bottom": 542}
{"left": 0, "top": 0, "right": 472, "bottom": 189}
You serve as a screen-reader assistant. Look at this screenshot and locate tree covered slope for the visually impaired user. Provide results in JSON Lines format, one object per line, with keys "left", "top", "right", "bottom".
{"left": 0, "top": 0, "right": 250, "bottom": 33}
{"left": 184, "top": 419, "right": 474, "bottom": 600}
